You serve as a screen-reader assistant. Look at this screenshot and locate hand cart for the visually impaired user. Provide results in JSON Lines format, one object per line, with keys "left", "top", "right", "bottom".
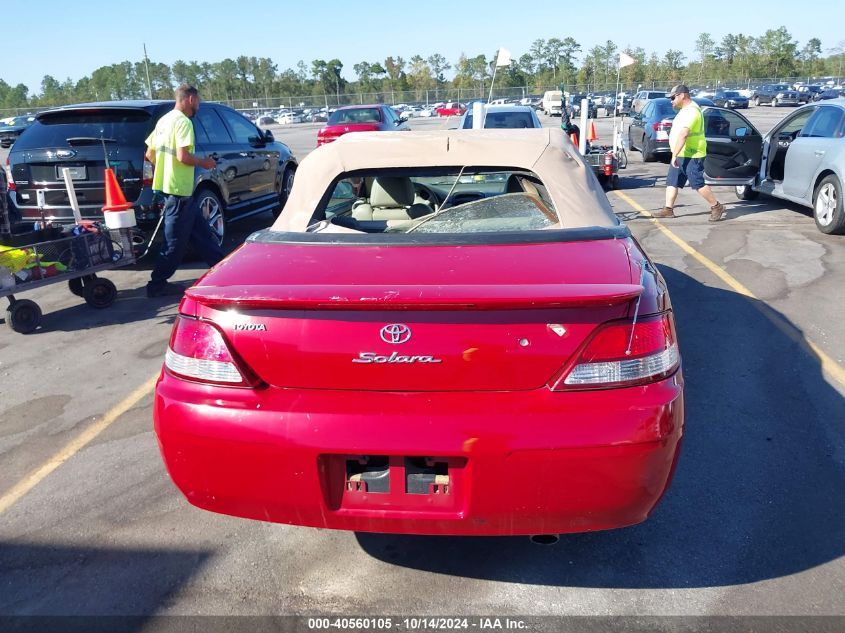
{"left": 0, "top": 226, "right": 138, "bottom": 334}
{"left": 584, "top": 142, "right": 628, "bottom": 190}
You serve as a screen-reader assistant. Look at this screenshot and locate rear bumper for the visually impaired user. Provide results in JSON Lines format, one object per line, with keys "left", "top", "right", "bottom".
{"left": 154, "top": 370, "right": 685, "bottom": 535}
{"left": 9, "top": 187, "right": 161, "bottom": 227}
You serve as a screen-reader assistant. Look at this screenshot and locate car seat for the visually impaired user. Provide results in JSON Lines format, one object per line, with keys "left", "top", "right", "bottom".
{"left": 351, "top": 177, "right": 433, "bottom": 221}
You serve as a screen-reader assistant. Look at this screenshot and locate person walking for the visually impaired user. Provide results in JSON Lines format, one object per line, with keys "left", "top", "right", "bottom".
{"left": 144, "top": 84, "right": 223, "bottom": 298}
{"left": 653, "top": 84, "right": 726, "bottom": 222}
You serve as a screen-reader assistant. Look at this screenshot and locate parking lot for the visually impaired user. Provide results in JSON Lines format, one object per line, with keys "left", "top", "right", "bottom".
{"left": 1, "top": 106, "right": 844, "bottom": 627}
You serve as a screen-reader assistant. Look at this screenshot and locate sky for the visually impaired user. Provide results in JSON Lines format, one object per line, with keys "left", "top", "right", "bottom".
{"left": 2, "top": 0, "right": 843, "bottom": 94}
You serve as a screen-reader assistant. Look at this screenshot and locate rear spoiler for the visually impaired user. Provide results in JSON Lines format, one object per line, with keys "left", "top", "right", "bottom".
{"left": 185, "top": 284, "right": 643, "bottom": 311}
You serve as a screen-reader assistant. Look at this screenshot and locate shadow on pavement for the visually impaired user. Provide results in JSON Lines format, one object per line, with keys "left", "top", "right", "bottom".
{"left": 356, "top": 266, "right": 845, "bottom": 589}
{"left": 0, "top": 541, "right": 212, "bottom": 615}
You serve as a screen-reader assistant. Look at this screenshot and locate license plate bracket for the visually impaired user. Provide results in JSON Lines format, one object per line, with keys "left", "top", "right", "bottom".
{"left": 57, "top": 165, "right": 87, "bottom": 180}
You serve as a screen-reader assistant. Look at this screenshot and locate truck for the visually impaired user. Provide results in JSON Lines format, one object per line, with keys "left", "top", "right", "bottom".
{"left": 542, "top": 91, "right": 563, "bottom": 116}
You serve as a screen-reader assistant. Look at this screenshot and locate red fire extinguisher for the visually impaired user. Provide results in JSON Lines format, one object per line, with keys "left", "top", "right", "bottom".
{"left": 604, "top": 151, "right": 614, "bottom": 176}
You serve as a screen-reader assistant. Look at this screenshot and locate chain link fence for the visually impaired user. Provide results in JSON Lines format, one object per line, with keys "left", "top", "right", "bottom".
{"left": 2, "top": 75, "right": 842, "bottom": 118}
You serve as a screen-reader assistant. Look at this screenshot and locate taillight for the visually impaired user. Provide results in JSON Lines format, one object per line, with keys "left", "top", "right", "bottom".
{"left": 164, "top": 316, "right": 260, "bottom": 387}
{"left": 5, "top": 157, "right": 14, "bottom": 191}
{"left": 550, "top": 313, "right": 680, "bottom": 391}
{"left": 143, "top": 159, "right": 154, "bottom": 187}
{"left": 652, "top": 121, "right": 672, "bottom": 132}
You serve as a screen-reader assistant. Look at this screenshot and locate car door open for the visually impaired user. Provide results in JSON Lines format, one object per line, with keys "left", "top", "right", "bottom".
{"left": 702, "top": 107, "right": 762, "bottom": 186}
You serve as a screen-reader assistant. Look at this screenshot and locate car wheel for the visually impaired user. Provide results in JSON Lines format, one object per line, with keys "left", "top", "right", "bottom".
{"left": 274, "top": 165, "right": 296, "bottom": 218}
{"left": 196, "top": 188, "right": 225, "bottom": 246}
{"left": 813, "top": 174, "right": 845, "bottom": 234}
{"left": 734, "top": 185, "right": 758, "bottom": 201}
{"left": 641, "top": 136, "right": 656, "bottom": 162}
{"left": 754, "top": 97, "right": 760, "bottom": 107}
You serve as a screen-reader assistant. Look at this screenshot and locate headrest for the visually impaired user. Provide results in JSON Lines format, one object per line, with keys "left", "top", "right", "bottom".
{"left": 370, "top": 177, "right": 415, "bottom": 207}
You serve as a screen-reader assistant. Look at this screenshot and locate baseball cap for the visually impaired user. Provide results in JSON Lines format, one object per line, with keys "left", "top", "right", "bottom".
{"left": 668, "top": 84, "right": 690, "bottom": 98}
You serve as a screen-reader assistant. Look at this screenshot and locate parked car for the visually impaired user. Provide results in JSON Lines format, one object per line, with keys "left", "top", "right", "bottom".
{"left": 278, "top": 112, "right": 303, "bottom": 124}
{"left": 255, "top": 115, "right": 276, "bottom": 127}
{"left": 752, "top": 84, "right": 800, "bottom": 107}
{"left": 154, "top": 128, "right": 685, "bottom": 536}
{"left": 316, "top": 104, "right": 408, "bottom": 146}
{"left": 699, "top": 100, "right": 845, "bottom": 234}
{"left": 435, "top": 102, "right": 466, "bottom": 117}
{"left": 0, "top": 115, "right": 36, "bottom": 148}
{"left": 458, "top": 105, "right": 541, "bottom": 129}
{"left": 815, "top": 89, "right": 845, "bottom": 102}
{"left": 627, "top": 98, "right": 714, "bottom": 162}
{"left": 614, "top": 94, "right": 633, "bottom": 116}
{"left": 797, "top": 85, "right": 825, "bottom": 103}
{"left": 6, "top": 100, "right": 298, "bottom": 245}
{"left": 566, "top": 94, "right": 597, "bottom": 118}
{"left": 631, "top": 90, "right": 667, "bottom": 114}
{"left": 711, "top": 90, "right": 749, "bottom": 109}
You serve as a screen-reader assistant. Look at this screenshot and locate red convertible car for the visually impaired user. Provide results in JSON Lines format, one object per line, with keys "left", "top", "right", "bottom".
{"left": 435, "top": 101, "right": 466, "bottom": 117}
{"left": 154, "top": 129, "right": 685, "bottom": 536}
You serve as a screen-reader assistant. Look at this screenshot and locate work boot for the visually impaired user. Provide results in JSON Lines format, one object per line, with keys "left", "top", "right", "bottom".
{"left": 652, "top": 206, "right": 675, "bottom": 218}
{"left": 709, "top": 202, "right": 726, "bottom": 222}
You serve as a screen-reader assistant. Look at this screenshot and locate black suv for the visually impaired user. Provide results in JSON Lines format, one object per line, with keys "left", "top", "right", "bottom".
{"left": 752, "top": 84, "right": 800, "bottom": 107}
{"left": 6, "top": 101, "right": 298, "bottom": 244}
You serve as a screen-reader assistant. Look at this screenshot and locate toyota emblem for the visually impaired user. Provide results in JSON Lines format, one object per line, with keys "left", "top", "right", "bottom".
{"left": 380, "top": 324, "right": 411, "bottom": 344}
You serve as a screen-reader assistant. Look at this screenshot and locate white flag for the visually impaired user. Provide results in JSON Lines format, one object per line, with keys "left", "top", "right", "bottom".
{"left": 619, "top": 52, "right": 636, "bottom": 68}
{"left": 496, "top": 48, "right": 512, "bottom": 67}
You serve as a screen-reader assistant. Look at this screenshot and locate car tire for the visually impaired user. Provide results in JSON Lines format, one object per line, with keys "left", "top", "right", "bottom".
{"left": 641, "top": 137, "right": 656, "bottom": 162}
{"left": 771, "top": 98, "right": 778, "bottom": 107}
{"left": 195, "top": 188, "right": 225, "bottom": 246}
{"left": 274, "top": 164, "right": 296, "bottom": 218}
{"left": 734, "top": 185, "right": 759, "bottom": 201}
{"left": 813, "top": 174, "right": 845, "bottom": 235}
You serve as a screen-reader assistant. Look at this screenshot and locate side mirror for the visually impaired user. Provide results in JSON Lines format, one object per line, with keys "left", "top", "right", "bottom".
{"left": 263, "top": 129, "right": 275, "bottom": 142}
{"left": 395, "top": 119, "right": 402, "bottom": 126}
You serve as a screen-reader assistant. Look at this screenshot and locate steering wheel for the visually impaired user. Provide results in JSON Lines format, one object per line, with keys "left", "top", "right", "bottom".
{"left": 413, "top": 182, "right": 442, "bottom": 207}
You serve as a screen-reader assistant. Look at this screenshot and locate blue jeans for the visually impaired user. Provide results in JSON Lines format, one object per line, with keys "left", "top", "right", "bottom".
{"left": 149, "top": 194, "right": 224, "bottom": 287}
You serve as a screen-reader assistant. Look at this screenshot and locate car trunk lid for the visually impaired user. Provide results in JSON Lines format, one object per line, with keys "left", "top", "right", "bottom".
{"left": 185, "top": 237, "right": 639, "bottom": 392}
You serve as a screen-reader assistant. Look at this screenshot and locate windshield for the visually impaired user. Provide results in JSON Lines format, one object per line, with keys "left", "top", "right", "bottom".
{"left": 14, "top": 109, "right": 154, "bottom": 150}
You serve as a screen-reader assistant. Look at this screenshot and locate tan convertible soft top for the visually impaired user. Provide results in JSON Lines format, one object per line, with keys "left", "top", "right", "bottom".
{"left": 273, "top": 128, "right": 619, "bottom": 231}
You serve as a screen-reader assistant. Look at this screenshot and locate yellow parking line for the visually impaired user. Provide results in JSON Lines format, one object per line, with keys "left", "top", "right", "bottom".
{"left": 612, "top": 190, "right": 845, "bottom": 389}
{"left": 0, "top": 373, "right": 160, "bottom": 516}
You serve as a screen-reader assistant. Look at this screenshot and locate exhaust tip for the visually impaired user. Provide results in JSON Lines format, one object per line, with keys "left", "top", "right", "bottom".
{"left": 529, "top": 534, "right": 559, "bottom": 545}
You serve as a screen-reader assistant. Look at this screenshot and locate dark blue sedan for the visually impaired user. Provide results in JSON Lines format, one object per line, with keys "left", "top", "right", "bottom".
{"left": 712, "top": 90, "right": 750, "bottom": 109}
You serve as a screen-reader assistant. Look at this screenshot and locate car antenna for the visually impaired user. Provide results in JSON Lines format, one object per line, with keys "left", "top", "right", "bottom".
{"left": 625, "top": 259, "right": 649, "bottom": 356}
{"left": 100, "top": 135, "right": 110, "bottom": 169}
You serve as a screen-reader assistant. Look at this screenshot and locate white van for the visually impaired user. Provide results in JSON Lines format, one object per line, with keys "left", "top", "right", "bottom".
{"left": 542, "top": 90, "right": 563, "bottom": 116}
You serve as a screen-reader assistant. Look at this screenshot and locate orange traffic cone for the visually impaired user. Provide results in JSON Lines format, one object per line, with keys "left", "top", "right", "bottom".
{"left": 102, "top": 168, "right": 133, "bottom": 212}
{"left": 569, "top": 132, "right": 579, "bottom": 146}
{"left": 587, "top": 120, "right": 598, "bottom": 142}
